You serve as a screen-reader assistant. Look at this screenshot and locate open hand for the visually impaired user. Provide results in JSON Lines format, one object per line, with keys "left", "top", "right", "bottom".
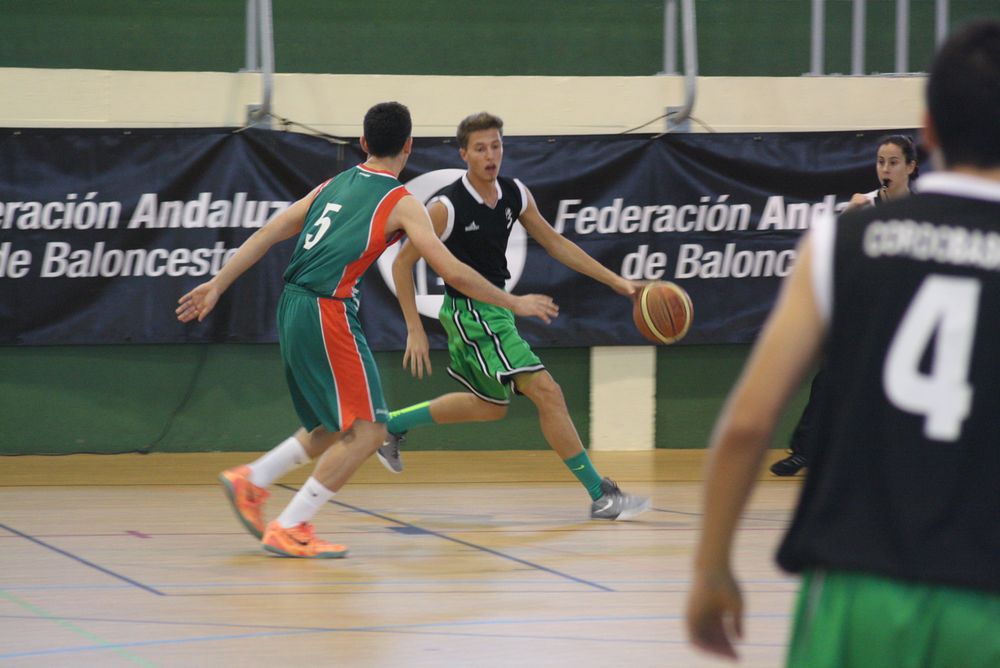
{"left": 512, "top": 294, "right": 559, "bottom": 324}
{"left": 176, "top": 281, "right": 221, "bottom": 323}
{"left": 403, "top": 329, "right": 432, "bottom": 379}
{"left": 614, "top": 278, "right": 643, "bottom": 299}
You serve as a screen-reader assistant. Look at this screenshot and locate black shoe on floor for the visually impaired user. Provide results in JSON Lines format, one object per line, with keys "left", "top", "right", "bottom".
{"left": 770, "top": 452, "right": 807, "bottom": 476}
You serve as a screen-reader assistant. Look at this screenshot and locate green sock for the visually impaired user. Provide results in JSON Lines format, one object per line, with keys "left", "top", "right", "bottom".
{"left": 563, "top": 450, "right": 604, "bottom": 500}
{"left": 387, "top": 401, "right": 434, "bottom": 435}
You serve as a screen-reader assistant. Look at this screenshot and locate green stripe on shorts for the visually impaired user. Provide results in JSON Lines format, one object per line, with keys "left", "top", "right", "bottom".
{"left": 439, "top": 296, "right": 544, "bottom": 403}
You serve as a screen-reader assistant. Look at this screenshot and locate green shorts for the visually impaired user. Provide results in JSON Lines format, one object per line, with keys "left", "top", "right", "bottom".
{"left": 277, "top": 284, "right": 389, "bottom": 432}
{"left": 788, "top": 570, "right": 1000, "bottom": 668}
{"left": 439, "top": 295, "right": 544, "bottom": 404}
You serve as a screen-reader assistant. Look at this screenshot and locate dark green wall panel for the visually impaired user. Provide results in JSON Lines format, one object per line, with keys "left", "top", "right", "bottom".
{"left": 0, "top": 344, "right": 804, "bottom": 454}
{"left": 1, "top": 342, "right": 809, "bottom": 455}
{"left": 2, "top": 1, "right": 996, "bottom": 76}
{"left": 0, "top": 344, "right": 588, "bottom": 454}
{"left": 654, "top": 344, "right": 810, "bottom": 449}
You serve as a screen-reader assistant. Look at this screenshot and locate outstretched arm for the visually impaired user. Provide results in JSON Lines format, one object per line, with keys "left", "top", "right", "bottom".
{"left": 176, "top": 194, "right": 312, "bottom": 322}
{"left": 518, "top": 186, "right": 639, "bottom": 299}
{"left": 686, "top": 236, "right": 825, "bottom": 660}
{"left": 387, "top": 196, "right": 559, "bottom": 324}
{"left": 845, "top": 192, "right": 872, "bottom": 212}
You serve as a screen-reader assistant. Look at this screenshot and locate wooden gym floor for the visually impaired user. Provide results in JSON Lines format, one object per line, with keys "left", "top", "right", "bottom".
{"left": 0, "top": 450, "right": 802, "bottom": 667}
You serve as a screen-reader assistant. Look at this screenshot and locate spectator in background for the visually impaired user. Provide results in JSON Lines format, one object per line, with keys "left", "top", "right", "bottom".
{"left": 771, "top": 133, "right": 920, "bottom": 477}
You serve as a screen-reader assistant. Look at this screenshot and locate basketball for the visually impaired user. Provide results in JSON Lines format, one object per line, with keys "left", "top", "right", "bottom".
{"left": 632, "top": 281, "right": 693, "bottom": 344}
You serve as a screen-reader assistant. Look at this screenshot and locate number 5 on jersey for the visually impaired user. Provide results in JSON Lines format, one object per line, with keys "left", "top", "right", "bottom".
{"left": 303, "top": 202, "right": 342, "bottom": 250}
{"left": 883, "top": 274, "right": 980, "bottom": 441}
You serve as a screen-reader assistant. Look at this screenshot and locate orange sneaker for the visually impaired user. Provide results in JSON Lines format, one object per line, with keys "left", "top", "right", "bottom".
{"left": 261, "top": 520, "right": 348, "bottom": 558}
{"left": 219, "top": 465, "right": 270, "bottom": 539}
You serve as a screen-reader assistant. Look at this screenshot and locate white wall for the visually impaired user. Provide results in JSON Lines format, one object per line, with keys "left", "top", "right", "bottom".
{"left": 0, "top": 68, "right": 925, "bottom": 134}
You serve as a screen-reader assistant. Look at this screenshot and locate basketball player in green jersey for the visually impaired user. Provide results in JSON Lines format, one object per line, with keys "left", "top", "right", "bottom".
{"left": 379, "top": 112, "right": 651, "bottom": 521}
{"left": 178, "top": 102, "right": 558, "bottom": 558}
{"left": 687, "top": 21, "right": 1000, "bottom": 666}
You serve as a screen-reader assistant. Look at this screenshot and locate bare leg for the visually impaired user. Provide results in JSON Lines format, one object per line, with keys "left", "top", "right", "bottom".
{"left": 427, "top": 392, "right": 507, "bottom": 424}
{"left": 269, "top": 420, "right": 388, "bottom": 538}
{"left": 297, "top": 425, "right": 340, "bottom": 460}
{"left": 308, "top": 420, "right": 387, "bottom": 492}
{"left": 515, "top": 371, "right": 584, "bottom": 460}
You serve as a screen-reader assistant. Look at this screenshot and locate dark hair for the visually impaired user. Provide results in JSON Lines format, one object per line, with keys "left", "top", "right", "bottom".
{"left": 877, "top": 134, "right": 920, "bottom": 180}
{"left": 926, "top": 20, "right": 1000, "bottom": 168}
{"left": 457, "top": 112, "right": 503, "bottom": 149}
{"left": 362, "top": 102, "right": 412, "bottom": 158}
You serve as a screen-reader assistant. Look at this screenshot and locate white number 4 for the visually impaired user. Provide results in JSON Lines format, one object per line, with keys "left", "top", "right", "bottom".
{"left": 303, "top": 202, "right": 342, "bottom": 250}
{"left": 883, "top": 275, "right": 980, "bottom": 441}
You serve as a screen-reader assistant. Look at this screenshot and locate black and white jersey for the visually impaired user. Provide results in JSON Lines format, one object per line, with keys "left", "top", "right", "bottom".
{"left": 430, "top": 173, "right": 528, "bottom": 299}
{"left": 777, "top": 172, "right": 1000, "bottom": 593}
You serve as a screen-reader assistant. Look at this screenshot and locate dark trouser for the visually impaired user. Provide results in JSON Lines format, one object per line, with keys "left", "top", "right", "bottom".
{"left": 788, "top": 369, "right": 827, "bottom": 458}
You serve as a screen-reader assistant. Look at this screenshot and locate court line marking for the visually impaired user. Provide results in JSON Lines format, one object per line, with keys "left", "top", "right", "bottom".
{"left": 0, "top": 522, "right": 164, "bottom": 596}
{"left": 652, "top": 506, "right": 792, "bottom": 524}
{"left": 278, "top": 484, "right": 614, "bottom": 592}
{"left": 0, "top": 590, "right": 157, "bottom": 667}
{"left": 0, "top": 612, "right": 792, "bottom": 660}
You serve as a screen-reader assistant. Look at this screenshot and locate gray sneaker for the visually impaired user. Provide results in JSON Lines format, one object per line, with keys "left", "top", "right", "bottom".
{"left": 375, "top": 432, "right": 405, "bottom": 474}
{"left": 590, "top": 477, "right": 651, "bottom": 520}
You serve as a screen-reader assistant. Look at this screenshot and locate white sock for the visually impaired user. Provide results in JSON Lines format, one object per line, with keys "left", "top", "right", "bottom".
{"left": 275, "top": 477, "right": 335, "bottom": 528}
{"left": 247, "top": 436, "right": 310, "bottom": 487}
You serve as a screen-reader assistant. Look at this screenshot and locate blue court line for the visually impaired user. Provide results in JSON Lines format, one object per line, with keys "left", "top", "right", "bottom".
{"left": 0, "top": 522, "right": 164, "bottom": 596}
{"left": 0, "top": 590, "right": 158, "bottom": 666}
{"left": 277, "top": 484, "right": 614, "bottom": 592}
{"left": 0, "top": 612, "right": 792, "bottom": 660}
{"left": 0, "top": 579, "right": 797, "bottom": 593}
{"left": 0, "top": 611, "right": 790, "bottom": 634}
{"left": 651, "top": 506, "right": 792, "bottom": 525}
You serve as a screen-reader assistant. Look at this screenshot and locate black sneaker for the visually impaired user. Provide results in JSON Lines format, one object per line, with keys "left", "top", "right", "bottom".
{"left": 375, "top": 432, "right": 405, "bottom": 474}
{"left": 770, "top": 452, "right": 807, "bottom": 476}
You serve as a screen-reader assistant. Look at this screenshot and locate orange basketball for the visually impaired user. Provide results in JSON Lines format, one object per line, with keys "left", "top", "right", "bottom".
{"left": 632, "top": 281, "right": 693, "bottom": 344}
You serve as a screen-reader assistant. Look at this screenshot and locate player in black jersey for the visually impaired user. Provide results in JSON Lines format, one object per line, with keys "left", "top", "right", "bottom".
{"left": 379, "top": 112, "right": 652, "bottom": 521}
{"left": 771, "top": 134, "right": 921, "bottom": 477}
{"left": 688, "top": 20, "right": 1000, "bottom": 666}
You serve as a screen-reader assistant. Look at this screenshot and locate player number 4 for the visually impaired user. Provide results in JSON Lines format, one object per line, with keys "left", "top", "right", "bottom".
{"left": 883, "top": 275, "right": 980, "bottom": 441}
{"left": 303, "top": 202, "right": 342, "bottom": 250}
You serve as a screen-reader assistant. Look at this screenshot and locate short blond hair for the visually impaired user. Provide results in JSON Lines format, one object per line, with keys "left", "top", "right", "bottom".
{"left": 457, "top": 112, "right": 503, "bottom": 149}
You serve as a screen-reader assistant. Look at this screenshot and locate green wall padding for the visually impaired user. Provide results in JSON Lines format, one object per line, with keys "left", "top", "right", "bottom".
{"left": 2, "top": 1, "right": 996, "bottom": 76}
{"left": 0, "top": 344, "right": 298, "bottom": 454}
{"left": 1, "top": 342, "right": 809, "bottom": 455}
{"left": 655, "top": 344, "right": 810, "bottom": 449}
{"left": 0, "top": 344, "right": 590, "bottom": 454}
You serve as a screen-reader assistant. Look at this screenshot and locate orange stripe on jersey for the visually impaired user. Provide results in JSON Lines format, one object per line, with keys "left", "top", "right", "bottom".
{"left": 318, "top": 298, "right": 374, "bottom": 429}
{"left": 306, "top": 178, "right": 333, "bottom": 207}
{"left": 332, "top": 185, "right": 410, "bottom": 299}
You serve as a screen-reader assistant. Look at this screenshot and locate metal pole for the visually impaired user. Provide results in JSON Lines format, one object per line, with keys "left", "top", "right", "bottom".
{"left": 666, "top": 0, "right": 697, "bottom": 131}
{"left": 245, "top": 0, "right": 258, "bottom": 72}
{"left": 810, "top": 0, "right": 825, "bottom": 75}
{"left": 895, "top": 0, "right": 909, "bottom": 73}
{"left": 935, "top": 0, "right": 949, "bottom": 45}
{"left": 664, "top": 0, "right": 677, "bottom": 75}
{"left": 851, "top": 0, "right": 866, "bottom": 75}
{"left": 259, "top": 0, "right": 274, "bottom": 120}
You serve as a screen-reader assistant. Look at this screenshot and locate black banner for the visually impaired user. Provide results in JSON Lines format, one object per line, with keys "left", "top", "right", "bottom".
{"left": 0, "top": 127, "right": 916, "bottom": 347}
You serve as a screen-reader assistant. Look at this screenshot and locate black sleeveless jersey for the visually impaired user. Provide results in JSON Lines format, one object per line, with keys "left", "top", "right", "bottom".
{"left": 431, "top": 173, "right": 527, "bottom": 299}
{"left": 777, "top": 173, "right": 1000, "bottom": 593}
